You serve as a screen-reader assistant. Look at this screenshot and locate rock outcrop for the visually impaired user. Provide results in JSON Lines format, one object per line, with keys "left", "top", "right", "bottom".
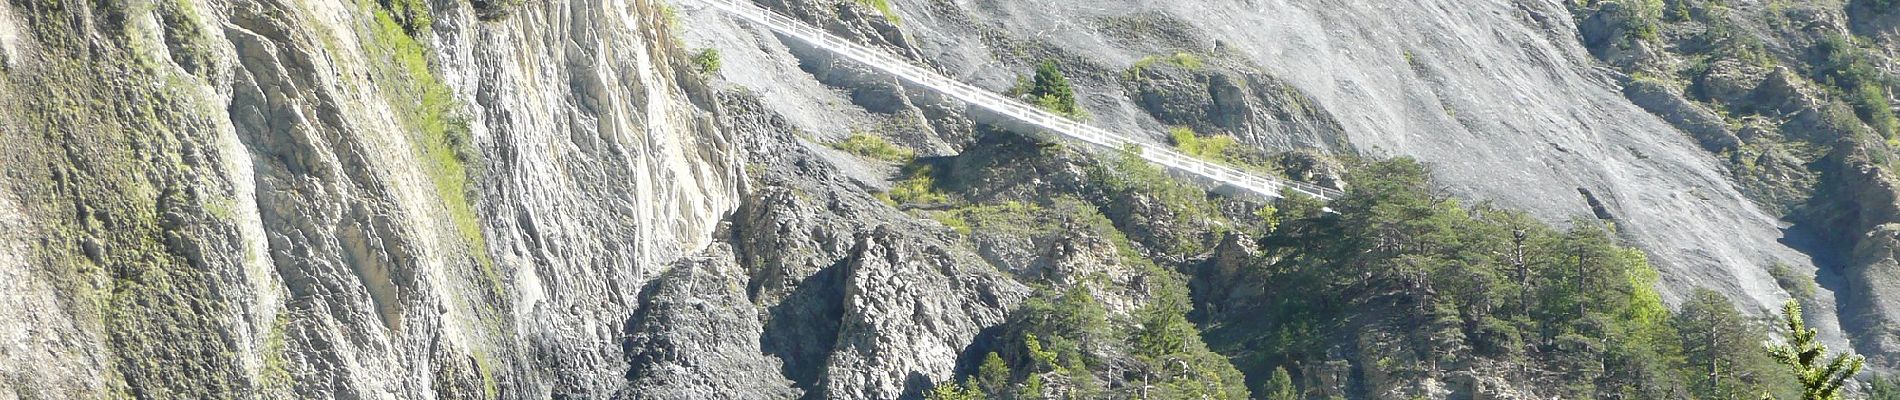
{"left": 622, "top": 244, "right": 801, "bottom": 399}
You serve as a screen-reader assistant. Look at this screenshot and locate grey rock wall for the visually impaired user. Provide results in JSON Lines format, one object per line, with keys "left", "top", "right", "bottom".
{"left": 0, "top": 0, "right": 739, "bottom": 397}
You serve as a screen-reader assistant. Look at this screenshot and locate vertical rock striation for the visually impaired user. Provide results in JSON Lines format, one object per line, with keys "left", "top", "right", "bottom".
{"left": 0, "top": 0, "right": 739, "bottom": 397}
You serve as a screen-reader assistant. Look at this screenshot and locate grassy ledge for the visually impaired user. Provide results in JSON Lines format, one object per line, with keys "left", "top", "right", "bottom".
{"left": 358, "top": 2, "right": 500, "bottom": 297}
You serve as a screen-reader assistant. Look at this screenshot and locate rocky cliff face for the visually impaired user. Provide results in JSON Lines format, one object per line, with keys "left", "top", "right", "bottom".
{"left": 1563, "top": 0, "right": 1900, "bottom": 368}
{"left": 3, "top": 0, "right": 1897, "bottom": 398}
{"left": 0, "top": 0, "right": 738, "bottom": 397}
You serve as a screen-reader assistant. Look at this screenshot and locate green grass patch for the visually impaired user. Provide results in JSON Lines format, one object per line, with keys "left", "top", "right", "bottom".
{"left": 882, "top": 164, "right": 949, "bottom": 205}
{"left": 830, "top": 132, "right": 916, "bottom": 162}
{"left": 931, "top": 212, "right": 972, "bottom": 235}
{"left": 360, "top": 3, "right": 500, "bottom": 296}
{"left": 1170, "top": 126, "right": 1236, "bottom": 159}
{"left": 259, "top": 312, "right": 293, "bottom": 392}
{"left": 659, "top": 4, "right": 682, "bottom": 37}
{"left": 378, "top": 0, "right": 432, "bottom": 35}
{"left": 1125, "top": 52, "right": 1207, "bottom": 82}
{"left": 855, "top": 0, "right": 899, "bottom": 24}
{"left": 1168, "top": 126, "right": 1282, "bottom": 178}
{"left": 933, "top": 200, "right": 1041, "bottom": 236}
{"left": 473, "top": 351, "right": 500, "bottom": 398}
{"left": 1132, "top": 52, "right": 1204, "bottom": 73}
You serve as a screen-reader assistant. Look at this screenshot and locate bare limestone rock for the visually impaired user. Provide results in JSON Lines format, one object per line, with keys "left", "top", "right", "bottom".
{"left": 622, "top": 244, "right": 802, "bottom": 399}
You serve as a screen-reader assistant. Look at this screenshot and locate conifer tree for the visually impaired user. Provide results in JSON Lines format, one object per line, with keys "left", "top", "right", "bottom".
{"left": 1028, "top": 61, "right": 1079, "bottom": 117}
{"left": 1265, "top": 366, "right": 1299, "bottom": 400}
{"left": 1676, "top": 289, "right": 1787, "bottom": 399}
{"left": 976, "top": 352, "right": 1011, "bottom": 399}
{"left": 924, "top": 379, "right": 982, "bottom": 400}
{"left": 1766, "top": 301, "right": 1862, "bottom": 400}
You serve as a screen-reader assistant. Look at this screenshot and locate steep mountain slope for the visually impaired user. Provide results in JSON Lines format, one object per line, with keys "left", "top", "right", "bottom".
{"left": 678, "top": 0, "right": 1840, "bottom": 351}
{"left": 0, "top": 0, "right": 738, "bottom": 396}
{"left": 1558, "top": 0, "right": 1900, "bottom": 367}
{"left": 1, "top": 0, "right": 1893, "bottom": 398}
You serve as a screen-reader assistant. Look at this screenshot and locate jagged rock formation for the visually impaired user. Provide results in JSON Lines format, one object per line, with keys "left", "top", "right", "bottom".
{"left": 2, "top": 0, "right": 1897, "bottom": 398}
{"left": 622, "top": 244, "right": 801, "bottom": 399}
{"left": 1123, "top": 61, "right": 1351, "bottom": 152}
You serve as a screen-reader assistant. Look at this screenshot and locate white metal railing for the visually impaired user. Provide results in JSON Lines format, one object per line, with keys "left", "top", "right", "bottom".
{"left": 692, "top": 0, "right": 1344, "bottom": 200}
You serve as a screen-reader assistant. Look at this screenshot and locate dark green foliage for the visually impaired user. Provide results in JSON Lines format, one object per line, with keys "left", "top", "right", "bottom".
{"left": 1870, "top": 374, "right": 1900, "bottom": 400}
{"left": 1032, "top": 61, "right": 1077, "bottom": 114}
{"left": 691, "top": 48, "right": 722, "bottom": 75}
{"left": 1004, "top": 291, "right": 1105, "bottom": 398}
{"left": 1599, "top": 0, "right": 1663, "bottom": 42}
{"left": 1264, "top": 367, "right": 1298, "bottom": 400}
{"left": 1134, "top": 310, "right": 1193, "bottom": 359}
{"left": 1203, "top": 157, "right": 1793, "bottom": 397}
{"left": 1767, "top": 301, "right": 1863, "bottom": 400}
{"left": 1812, "top": 35, "right": 1899, "bottom": 139}
{"left": 1015, "top": 287, "right": 1111, "bottom": 348}
{"left": 1675, "top": 289, "right": 1792, "bottom": 399}
{"left": 1131, "top": 295, "right": 1250, "bottom": 399}
{"left": 924, "top": 380, "right": 982, "bottom": 400}
{"left": 977, "top": 352, "right": 1011, "bottom": 398}
{"left": 1010, "top": 61, "right": 1085, "bottom": 119}
{"left": 470, "top": 0, "right": 525, "bottom": 21}
{"left": 927, "top": 139, "right": 1815, "bottom": 398}
{"left": 927, "top": 195, "right": 1245, "bottom": 398}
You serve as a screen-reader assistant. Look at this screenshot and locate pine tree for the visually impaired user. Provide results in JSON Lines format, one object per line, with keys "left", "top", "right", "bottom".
{"left": 1676, "top": 289, "right": 1787, "bottom": 399}
{"left": 1265, "top": 366, "right": 1299, "bottom": 400}
{"left": 1766, "top": 300, "right": 1862, "bottom": 400}
{"left": 977, "top": 352, "right": 1011, "bottom": 399}
{"left": 924, "top": 379, "right": 982, "bottom": 400}
{"left": 1027, "top": 61, "right": 1078, "bottom": 117}
{"left": 1870, "top": 375, "right": 1900, "bottom": 400}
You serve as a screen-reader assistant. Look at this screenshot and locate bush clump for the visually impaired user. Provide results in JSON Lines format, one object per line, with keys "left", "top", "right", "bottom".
{"left": 1227, "top": 157, "right": 1799, "bottom": 398}
{"left": 1128, "top": 52, "right": 1205, "bottom": 77}
{"left": 1009, "top": 60, "right": 1088, "bottom": 120}
{"left": 691, "top": 48, "right": 721, "bottom": 75}
{"left": 829, "top": 132, "right": 915, "bottom": 162}
{"left": 882, "top": 165, "right": 948, "bottom": 205}
{"left": 1168, "top": 126, "right": 1281, "bottom": 176}
{"left": 1813, "top": 35, "right": 1899, "bottom": 140}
